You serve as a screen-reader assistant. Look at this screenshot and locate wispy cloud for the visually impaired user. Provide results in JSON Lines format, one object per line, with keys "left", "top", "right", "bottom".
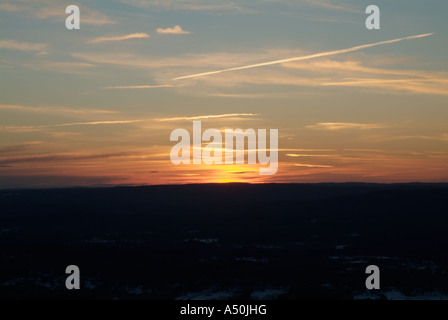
{"left": 2, "top": 120, "right": 143, "bottom": 131}
{"left": 0, "top": 39, "right": 47, "bottom": 52}
{"left": 104, "top": 84, "right": 174, "bottom": 89}
{"left": 284, "top": 59, "right": 413, "bottom": 76}
{"left": 181, "top": 53, "right": 448, "bottom": 96}
{"left": 35, "top": 6, "right": 116, "bottom": 25}
{"left": 0, "top": 3, "right": 22, "bottom": 11}
{"left": 1, "top": 111, "right": 258, "bottom": 131}
{"left": 294, "top": 163, "right": 334, "bottom": 168}
{"left": 15, "top": 60, "right": 99, "bottom": 75}
{"left": 301, "top": 0, "right": 361, "bottom": 13}
{"left": 154, "top": 113, "right": 258, "bottom": 121}
{"left": 72, "top": 50, "right": 271, "bottom": 70}
{"left": 286, "top": 154, "right": 331, "bottom": 157}
{"left": 381, "top": 134, "right": 448, "bottom": 142}
{"left": 0, "top": 104, "right": 117, "bottom": 115}
{"left": 122, "top": 0, "right": 248, "bottom": 12}
{"left": 0, "top": 152, "right": 136, "bottom": 166}
{"left": 89, "top": 33, "right": 150, "bottom": 44}
{"left": 306, "top": 123, "right": 385, "bottom": 130}
{"left": 321, "top": 78, "right": 448, "bottom": 95}
{"left": 0, "top": 142, "right": 43, "bottom": 155}
{"left": 157, "top": 25, "right": 191, "bottom": 34}
{"left": 172, "top": 33, "right": 433, "bottom": 80}
{"left": 43, "top": 62, "right": 96, "bottom": 68}
{"left": 0, "top": 2, "right": 116, "bottom": 25}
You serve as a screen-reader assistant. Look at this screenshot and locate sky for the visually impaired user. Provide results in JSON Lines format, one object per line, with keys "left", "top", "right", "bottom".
{"left": 1, "top": 0, "right": 448, "bottom": 188}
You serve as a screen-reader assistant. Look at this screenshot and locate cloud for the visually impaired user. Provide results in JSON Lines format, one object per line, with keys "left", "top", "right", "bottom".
{"left": 154, "top": 113, "right": 258, "bottom": 121}
{"left": 89, "top": 33, "right": 150, "bottom": 44}
{"left": 284, "top": 59, "right": 412, "bottom": 76}
{"left": 0, "top": 152, "right": 136, "bottom": 166}
{"left": 43, "top": 62, "right": 96, "bottom": 68}
{"left": 0, "top": 174, "right": 124, "bottom": 189}
{"left": 282, "top": 149, "right": 336, "bottom": 152}
{"left": 1, "top": 111, "right": 257, "bottom": 132}
{"left": 122, "top": 0, "right": 248, "bottom": 12}
{"left": 306, "top": 123, "right": 385, "bottom": 130}
{"left": 72, "top": 50, "right": 275, "bottom": 71}
{"left": 122, "top": 0, "right": 358, "bottom": 15}
{"left": 157, "top": 25, "right": 191, "bottom": 34}
{"left": 301, "top": 0, "right": 361, "bottom": 13}
{"left": 286, "top": 154, "right": 331, "bottom": 157}
{"left": 0, "top": 2, "right": 116, "bottom": 25}
{"left": 104, "top": 85, "right": 174, "bottom": 89}
{"left": 2, "top": 120, "right": 143, "bottom": 131}
{"left": 0, "top": 39, "right": 47, "bottom": 52}
{"left": 320, "top": 78, "right": 448, "bottom": 95}
{"left": 0, "top": 104, "right": 117, "bottom": 115}
{"left": 382, "top": 134, "right": 448, "bottom": 142}
{"left": 35, "top": 6, "right": 116, "bottom": 25}
{"left": 0, "top": 142, "right": 43, "bottom": 155}
{"left": 294, "top": 163, "right": 333, "bottom": 168}
{"left": 174, "top": 54, "right": 448, "bottom": 96}
{"left": 14, "top": 60, "right": 99, "bottom": 75}
{"left": 172, "top": 33, "right": 433, "bottom": 80}
{"left": 0, "top": 3, "right": 22, "bottom": 11}
{"left": 36, "top": 120, "right": 143, "bottom": 127}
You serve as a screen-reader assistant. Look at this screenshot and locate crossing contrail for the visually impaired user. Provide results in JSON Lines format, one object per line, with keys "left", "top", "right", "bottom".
{"left": 172, "top": 33, "right": 433, "bottom": 80}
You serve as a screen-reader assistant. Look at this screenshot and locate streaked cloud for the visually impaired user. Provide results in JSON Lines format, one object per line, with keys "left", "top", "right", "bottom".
{"left": 122, "top": 0, "right": 247, "bottom": 12}
{"left": 0, "top": 3, "right": 22, "bottom": 12}
{"left": 382, "top": 134, "right": 448, "bottom": 142}
{"left": 122, "top": 0, "right": 360, "bottom": 14}
{"left": 0, "top": 39, "right": 47, "bottom": 52}
{"left": 283, "top": 149, "right": 336, "bottom": 152}
{"left": 43, "top": 62, "right": 97, "bottom": 68}
{"left": 2, "top": 120, "right": 143, "bottom": 131}
{"left": 286, "top": 154, "right": 331, "bottom": 157}
{"left": 301, "top": 0, "right": 361, "bottom": 13}
{"left": 0, "top": 2, "right": 116, "bottom": 25}
{"left": 172, "top": 56, "right": 448, "bottom": 96}
{"left": 321, "top": 78, "right": 448, "bottom": 95}
{"left": 89, "top": 33, "right": 150, "bottom": 44}
{"left": 294, "top": 163, "right": 333, "bottom": 168}
{"left": 157, "top": 25, "right": 191, "bottom": 34}
{"left": 34, "top": 6, "right": 116, "bottom": 25}
{"left": 104, "top": 84, "right": 174, "bottom": 89}
{"left": 0, "top": 142, "right": 43, "bottom": 155}
{"left": 0, "top": 151, "right": 137, "bottom": 166}
{"left": 172, "top": 33, "right": 433, "bottom": 80}
{"left": 284, "top": 59, "right": 412, "bottom": 76}
{"left": 306, "top": 123, "right": 386, "bottom": 130}
{"left": 0, "top": 110, "right": 257, "bottom": 131}
{"left": 13, "top": 60, "right": 99, "bottom": 75}
{"left": 154, "top": 113, "right": 258, "bottom": 121}
{"left": 283, "top": 59, "right": 448, "bottom": 94}
{"left": 72, "top": 50, "right": 272, "bottom": 70}
{"left": 0, "top": 104, "right": 117, "bottom": 115}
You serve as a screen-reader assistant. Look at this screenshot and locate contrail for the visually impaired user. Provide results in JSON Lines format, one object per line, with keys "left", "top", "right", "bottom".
{"left": 172, "top": 33, "right": 433, "bottom": 80}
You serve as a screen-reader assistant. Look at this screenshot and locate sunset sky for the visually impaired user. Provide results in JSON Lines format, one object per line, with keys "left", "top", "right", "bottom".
{"left": 1, "top": 0, "right": 448, "bottom": 188}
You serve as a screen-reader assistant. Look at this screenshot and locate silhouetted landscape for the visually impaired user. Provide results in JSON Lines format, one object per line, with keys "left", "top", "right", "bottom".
{"left": 1, "top": 183, "right": 448, "bottom": 300}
